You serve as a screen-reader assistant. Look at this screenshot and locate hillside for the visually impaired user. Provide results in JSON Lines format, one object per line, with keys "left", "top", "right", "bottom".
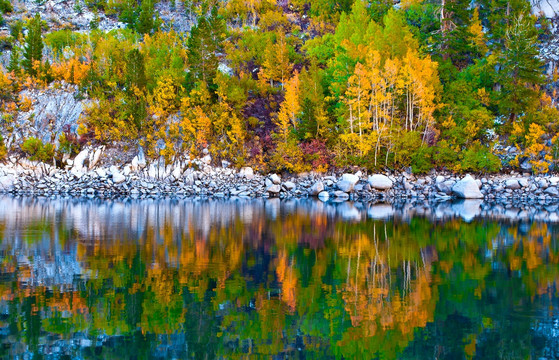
{"left": 1, "top": 0, "right": 559, "bottom": 175}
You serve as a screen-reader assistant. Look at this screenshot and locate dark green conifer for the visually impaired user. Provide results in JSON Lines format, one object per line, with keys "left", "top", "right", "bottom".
{"left": 22, "top": 14, "right": 43, "bottom": 76}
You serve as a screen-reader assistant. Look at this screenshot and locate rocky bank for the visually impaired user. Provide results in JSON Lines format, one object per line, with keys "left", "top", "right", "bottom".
{"left": 0, "top": 146, "right": 559, "bottom": 204}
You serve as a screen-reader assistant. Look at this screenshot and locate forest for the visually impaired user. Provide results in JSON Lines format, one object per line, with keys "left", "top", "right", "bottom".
{"left": 1, "top": 0, "right": 558, "bottom": 174}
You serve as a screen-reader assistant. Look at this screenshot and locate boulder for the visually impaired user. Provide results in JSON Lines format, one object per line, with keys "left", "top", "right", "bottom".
{"left": 452, "top": 175, "right": 484, "bottom": 199}
{"left": 283, "top": 181, "right": 296, "bottom": 191}
{"left": 545, "top": 186, "right": 559, "bottom": 197}
{"left": 337, "top": 180, "right": 355, "bottom": 193}
{"left": 0, "top": 174, "right": 16, "bottom": 190}
{"left": 112, "top": 172, "right": 126, "bottom": 184}
{"left": 202, "top": 154, "right": 212, "bottom": 165}
{"left": 269, "top": 174, "right": 281, "bottom": 184}
{"left": 266, "top": 184, "right": 281, "bottom": 194}
{"left": 309, "top": 181, "right": 325, "bottom": 196}
{"left": 72, "top": 149, "right": 89, "bottom": 172}
{"left": 239, "top": 167, "right": 254, "bottom": 179}
{"left": 88, "top": 146, "right": 104, "bottom": 170}
{"left": 505, "top": 179, "right": 521, "bottom": 190}
{"left": 368, "top": 174, "right": 393, "bottom": 190}
{"left": 341, "top": 173, "right": 360, "bottom": 185}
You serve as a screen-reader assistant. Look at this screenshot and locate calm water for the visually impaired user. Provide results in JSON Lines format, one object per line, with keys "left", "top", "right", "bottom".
{"left": 0, "top": 197, "right": 558, "bottom": 359}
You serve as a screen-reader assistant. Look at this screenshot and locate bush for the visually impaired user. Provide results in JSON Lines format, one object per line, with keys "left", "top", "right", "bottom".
{"left": 411, "top": 146, "right": 433, "bottom": 174}
{"left": 21, "top": 137, "right": 55, "bottom": 163}
{"left": 460, "top": 144, "right": 501, "bottom": 173}
{"left": 0, "top": 0, "right": 13, "bottom": 14}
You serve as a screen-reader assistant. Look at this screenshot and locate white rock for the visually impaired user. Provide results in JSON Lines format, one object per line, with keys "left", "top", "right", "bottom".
{"left": 435, "top": 175, "right": 445, "bottom": 183}
{"left": 88, "top": 146, "right": 103, "bottom": 170}
{"left": 112, "top": 172, "right": 126, "bottom": 184}
{"left": 337, "top": 180, "right": 355, "bottom": 193}
{"left": 202, "top": 154, "right": 212, "bottom": 165}
{"left": 505, "top": 179, "right": 521, "bottom": 190}
{"left": 309, "top": 181, "right": 324, "bottom": 196}
{"left": 283, "top": 181, "right": 296, "bottom": 190}
{"left": 368, "top": 174, "right": 393, "bottom": 190}
{"left": 172, "top": 166, "right": 182, "bottom": 179}
{"left": 0, "top": 175, "right": 16, "bottom": 190}
{"left": 269, "top": 174, "right": 281, "bottom": 184}
{"left": 267, "top": 184, "right": 281, "bottom": 194}
{"left": 452, "top": 175, "right": 484, "bottom": 199}
{"left": 72, "top": 149, "right": 89, "bottom": 172}
{"left": 341, "top": 173, "right": 360, "bottom": 185}
{"left": 239, "top": 167, "right": 254, "bottom": 179}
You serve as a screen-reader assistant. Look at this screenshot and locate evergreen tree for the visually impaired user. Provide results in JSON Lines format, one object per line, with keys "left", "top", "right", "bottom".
{"left": 125, "top": 49, "right": 147, "bottom": 130}
{"left": 137, "top": 0, "right": 155, "bottom": 34}
{"left": 187, "top": 7, "right": 225, "bottom": 89}
{"left": 8, "top": 47, "right": 19, "bottom": 73}
{"left": 496, "top": 13, "right": 545, "bottom": 122}
{"left": 22, "top": 14, "right": 43, "bottom": 76}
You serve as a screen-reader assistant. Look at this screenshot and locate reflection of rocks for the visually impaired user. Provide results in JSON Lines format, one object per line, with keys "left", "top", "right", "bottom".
{"left": 451, "top": 200, "right": 483, "bottom": 222}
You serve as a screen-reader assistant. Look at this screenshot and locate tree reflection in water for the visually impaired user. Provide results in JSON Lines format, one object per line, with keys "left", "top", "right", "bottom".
{"left": 0, "top": 196, "right": 557, "bottom": 359}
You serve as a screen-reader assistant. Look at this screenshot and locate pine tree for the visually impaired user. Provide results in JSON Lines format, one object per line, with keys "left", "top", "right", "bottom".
{"left": 187, "top": 8, "right": 225, "bottom": 89}
{"left": 125, "top": 49, "right": 147, "bottom": 130}
{"left": 137, "top": 0, "right": 155, "bottom": 34}
{"left": 8, "top": 46, "right": 19, "bottom": 73}
{"left": 22, "top": 14, "right": 43, "bottom": 76}
{"left": 497, "top": 13, "right": 545, "bottom": 122}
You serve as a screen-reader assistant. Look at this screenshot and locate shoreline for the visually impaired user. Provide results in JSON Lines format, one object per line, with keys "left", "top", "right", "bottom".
{"left": 1, "top": 153, "right": 559, "bottom": 203}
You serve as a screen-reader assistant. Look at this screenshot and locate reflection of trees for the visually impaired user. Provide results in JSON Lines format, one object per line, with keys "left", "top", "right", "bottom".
{"left": 0, "top": 199, "right": 558, "bottom": 358}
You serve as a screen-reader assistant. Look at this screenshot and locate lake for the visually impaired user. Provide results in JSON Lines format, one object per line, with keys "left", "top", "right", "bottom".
{"left": 0, "top": 196, "right": 558, "bottom": 359}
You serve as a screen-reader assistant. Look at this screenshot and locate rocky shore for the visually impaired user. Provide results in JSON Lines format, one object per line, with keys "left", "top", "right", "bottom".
{"left": 1, "top": 147, "right": 559, "bottom": 202}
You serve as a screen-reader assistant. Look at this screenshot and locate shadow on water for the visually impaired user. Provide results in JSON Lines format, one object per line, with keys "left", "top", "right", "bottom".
{"left": 0, "top": 196, "right": 558, "bottom": 359}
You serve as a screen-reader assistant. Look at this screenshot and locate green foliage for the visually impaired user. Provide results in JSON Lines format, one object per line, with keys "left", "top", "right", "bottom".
{"left": 0, "top": 0, "right": 12, "bottom": 14}
{"left": 21, "top": 137, "right": 55, "bottom": 163}
{"left": 136, "top": 0, "right": 156, "bottom": 34}
{"left": 22, "top": 14, "right": 43, "bottom": 76}
{"left": 460, "top": 143, "right": 501, "bottom": 173}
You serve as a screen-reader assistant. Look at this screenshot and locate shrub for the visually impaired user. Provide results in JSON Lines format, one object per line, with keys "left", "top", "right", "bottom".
{"left": 411, "top": 146, "right": 433, "bottom": 174}
{"left": 21, "top": 137, "right": 55, "bottom": 163}
{"left": 460, "top": 144, "right": 501, "bottom": 173}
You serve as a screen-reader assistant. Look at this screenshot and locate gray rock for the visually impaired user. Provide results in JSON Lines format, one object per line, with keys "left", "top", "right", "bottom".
{"left": 283, "top": 181, "right": 296, "bottom": 191}
{"left": 112, "top": 172, "right": 126, "bottom": 184}
{"left": 518, "top": 178, "right": 529, "bottom": 187}
{"left": 266, "top": 184, "right": 281, "bottom": 194}
{"left": 337, "top": 180, "right": 355, "bottom": 193}
{"left": 368, "top": 174, "right": 393, "bottom": 190}
{"left": 72, "top": 149, "right": 89, "bottom": 172}
{"left": 505, "top": 179, "right": 521, "bottom": 190}
{"left": 452, "top": 175, "right": 484, "bottom": 199}
{"left": 545, "top": 186, "right": 559, "bottom": 196}
{"left": 202, "top": 154, "right": 212, "bottom": 165}
{"left": 309, "top": 181, "right": 325, "bottom": 196}
{"left": 239, "top": 167, "right": 254, "bottom": 179}
{"left": 341, "top": 173, "right": 360, "bottom": 185}
{"left": 269, "top": 174, "right": 281, "bottom": 184}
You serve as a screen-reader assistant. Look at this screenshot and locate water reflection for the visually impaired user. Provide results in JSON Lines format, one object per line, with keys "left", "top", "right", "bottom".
{"left": 0, "top": 196, "right": 558, "bottom": 359}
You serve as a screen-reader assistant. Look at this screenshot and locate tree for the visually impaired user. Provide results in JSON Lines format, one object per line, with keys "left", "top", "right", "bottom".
{"left": 22, "top": 14, "right": 43, "bottom": 76}
{"left": 137, "top": 0, "right": 155, "bottom": 34}
{"left": 496, "top": 13, "right": 545, "bottom": 122}
{"left": 8, "top": 47, "right": 19, "bottom": 73}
